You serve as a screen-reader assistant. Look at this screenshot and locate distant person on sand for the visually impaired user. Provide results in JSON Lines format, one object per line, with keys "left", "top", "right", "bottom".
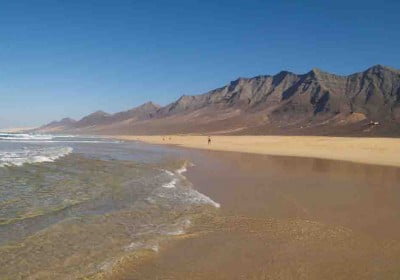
{"left": 208, "top": 136, "right": 211, "bottom": 145}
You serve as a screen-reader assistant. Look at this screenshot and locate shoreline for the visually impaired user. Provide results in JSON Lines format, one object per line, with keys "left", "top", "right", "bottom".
{"left": 98, "top": 142, "right": 400, "bottom": 279}
{"left": 110, "top": 135, "right": 400, "bottom": 168}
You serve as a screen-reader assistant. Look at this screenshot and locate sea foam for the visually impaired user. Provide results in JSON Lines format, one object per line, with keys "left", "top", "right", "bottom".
{"left": 161, "top": 163, "right": 220, "bottom": 208}
{"left": 0, "top": 146, "right": 73, "bottom": 167}
{"left": 0, "top": 133, "right": 53, "bottom": 141}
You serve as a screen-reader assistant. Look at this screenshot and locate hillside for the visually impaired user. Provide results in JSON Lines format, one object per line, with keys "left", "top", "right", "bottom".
{"left": 37, "top": 65, "right": 400, "bottom": 136}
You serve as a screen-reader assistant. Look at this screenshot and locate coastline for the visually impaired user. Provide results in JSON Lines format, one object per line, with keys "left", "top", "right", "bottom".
{"left": 110, "top": 135, "right": 400, "bottom": 168}
{"left": 95, "top": 145, "right": 400, "bottom": 279}
{"left": 5, "top": 134, "right": 399, "bottom": 279}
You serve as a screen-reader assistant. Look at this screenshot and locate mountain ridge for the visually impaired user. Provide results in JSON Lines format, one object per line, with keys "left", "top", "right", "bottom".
{"left": 36, "top": 65, "right": 400, "bottom": 136}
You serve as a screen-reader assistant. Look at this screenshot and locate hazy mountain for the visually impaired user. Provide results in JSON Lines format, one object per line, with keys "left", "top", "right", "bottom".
{"left": 105, "top": 102, "right": 160, "bottom": 124}
{"left": 37, "top": 102, "right": 161, "bottom": 133}
{"left": 38, "top": 118, "right": 77, "bottom": 132}
{"left": 74, "top": 110, "right": 111, "bottom": 128}
{"left": 37, "top": 65, "right": 400, "bottom": 136}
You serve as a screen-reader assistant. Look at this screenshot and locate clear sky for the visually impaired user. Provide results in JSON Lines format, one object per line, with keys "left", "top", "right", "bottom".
{"left": 0, "top": 0, "right": 399, "bottom": 127}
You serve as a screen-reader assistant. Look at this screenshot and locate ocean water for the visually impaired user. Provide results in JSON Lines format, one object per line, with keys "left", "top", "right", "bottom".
{"left": 0, "top": 133, "right": 219, "bottom": 279}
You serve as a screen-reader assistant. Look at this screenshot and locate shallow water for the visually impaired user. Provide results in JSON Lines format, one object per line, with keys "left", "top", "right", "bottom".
{"left": 3, "top": 134, "right": 400, "bottom": 279}
{"left": 186, "top": 150, "right": 400, "bottom": 239}
{"left": 0, "top": 134, "right": 219, "bottom": 279}
{"left": 120, "top": 149, "right": 400, "bottom": 280}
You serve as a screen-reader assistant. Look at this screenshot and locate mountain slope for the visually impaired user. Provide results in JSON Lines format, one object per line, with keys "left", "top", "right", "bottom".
{"left": 37, "top": 65, "right": 400, "bottom": 136}
{"left": 38, "top": 118, "right": 77, "bottom": 132}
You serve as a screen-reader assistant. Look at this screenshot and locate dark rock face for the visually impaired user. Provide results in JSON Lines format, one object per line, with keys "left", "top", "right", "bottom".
{"left": 346, "top": 65, "right": 400, "bottom": 121}
{"left": 37, "top": 65, "right": 400, "bottom": 136}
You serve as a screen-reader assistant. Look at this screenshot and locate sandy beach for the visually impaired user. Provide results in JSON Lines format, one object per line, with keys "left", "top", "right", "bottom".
{"left": 94, "top": 139, "right": 400, "bottom": 280}
{"left": 112, "top": 135, "right": 400, "bottom": 168}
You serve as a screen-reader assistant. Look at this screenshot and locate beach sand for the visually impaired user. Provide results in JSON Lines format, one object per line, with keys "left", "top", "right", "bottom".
{"left": 94, "top": 140, "right": 400, "bottom": 280}
{"left": 112, "top": 135, "right": 400, "bottom": 168}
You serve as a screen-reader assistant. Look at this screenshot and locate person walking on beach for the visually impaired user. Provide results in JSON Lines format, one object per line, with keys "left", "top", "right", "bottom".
{"left": 208, "top": 136, "right": 211, "bottom": 145}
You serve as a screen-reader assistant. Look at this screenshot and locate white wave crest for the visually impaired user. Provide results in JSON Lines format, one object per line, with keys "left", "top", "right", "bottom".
{"left": 160, "top": 163, "right": 220, "bottom": 208}
{"left": 162, "top": 178, "right": 178, "bottom": 188}
{"left": 163, "top": 169, "right": 174, "bottom": 176}
{"left": 0, "top": 133, "right": 53, "bottom": 141}
{"left": 124, "top": 241, "right": 159, "bottom": 252}
{"left": 162, "top": 161, "right": 190, "bottom": 188}
{"left": 0, "top": 146, "right": 73, "bottom": 167}
{"left": 185, "top": 189, "right": 221, "bottom": 208}
{"left": 176, "top": 166, "right": 187, "bottom": 174}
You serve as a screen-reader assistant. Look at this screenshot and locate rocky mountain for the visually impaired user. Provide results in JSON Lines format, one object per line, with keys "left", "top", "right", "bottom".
{"left": 75, "top": 111, "right": 110, "bottom": 128}
{"left": 37, "top": 65, "right": 400, "bottom": 136}
{"left": 105, "top": 102, "right": 160, "bottom": 124}
{"left": 38, "top": 117, "right": 77, "bottom": 132}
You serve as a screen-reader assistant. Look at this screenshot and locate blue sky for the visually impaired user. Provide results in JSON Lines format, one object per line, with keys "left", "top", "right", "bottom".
{"left": 0, "top": 0, "right": 399, "bottom": 127}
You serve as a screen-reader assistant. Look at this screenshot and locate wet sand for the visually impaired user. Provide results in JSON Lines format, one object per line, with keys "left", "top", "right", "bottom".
{"left": 113, "top": 135, "right": 400, "bottom": 168}
{"left": 96, "top": 145, "right": 400, "bottom": 280}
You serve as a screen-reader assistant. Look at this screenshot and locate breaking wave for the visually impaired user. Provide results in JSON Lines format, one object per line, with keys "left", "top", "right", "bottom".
{"left": 0, "top": 139, "right": 220, "bottom": 279}
{"left": 0, "top": 133, "right": 53, "bottom": 141}
{"left": 0, "top": 133, "right": 121, "bottom": 144}
{"left": 0, "top": 146, "right": 73, "bottom": 167}
{"left": 160, "top": 162, "right": 220, "bottom": 208}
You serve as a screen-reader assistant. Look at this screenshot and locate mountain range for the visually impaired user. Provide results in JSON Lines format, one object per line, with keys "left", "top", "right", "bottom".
{"left": 36, "top": 65, "right": 400, "bottom": 136}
